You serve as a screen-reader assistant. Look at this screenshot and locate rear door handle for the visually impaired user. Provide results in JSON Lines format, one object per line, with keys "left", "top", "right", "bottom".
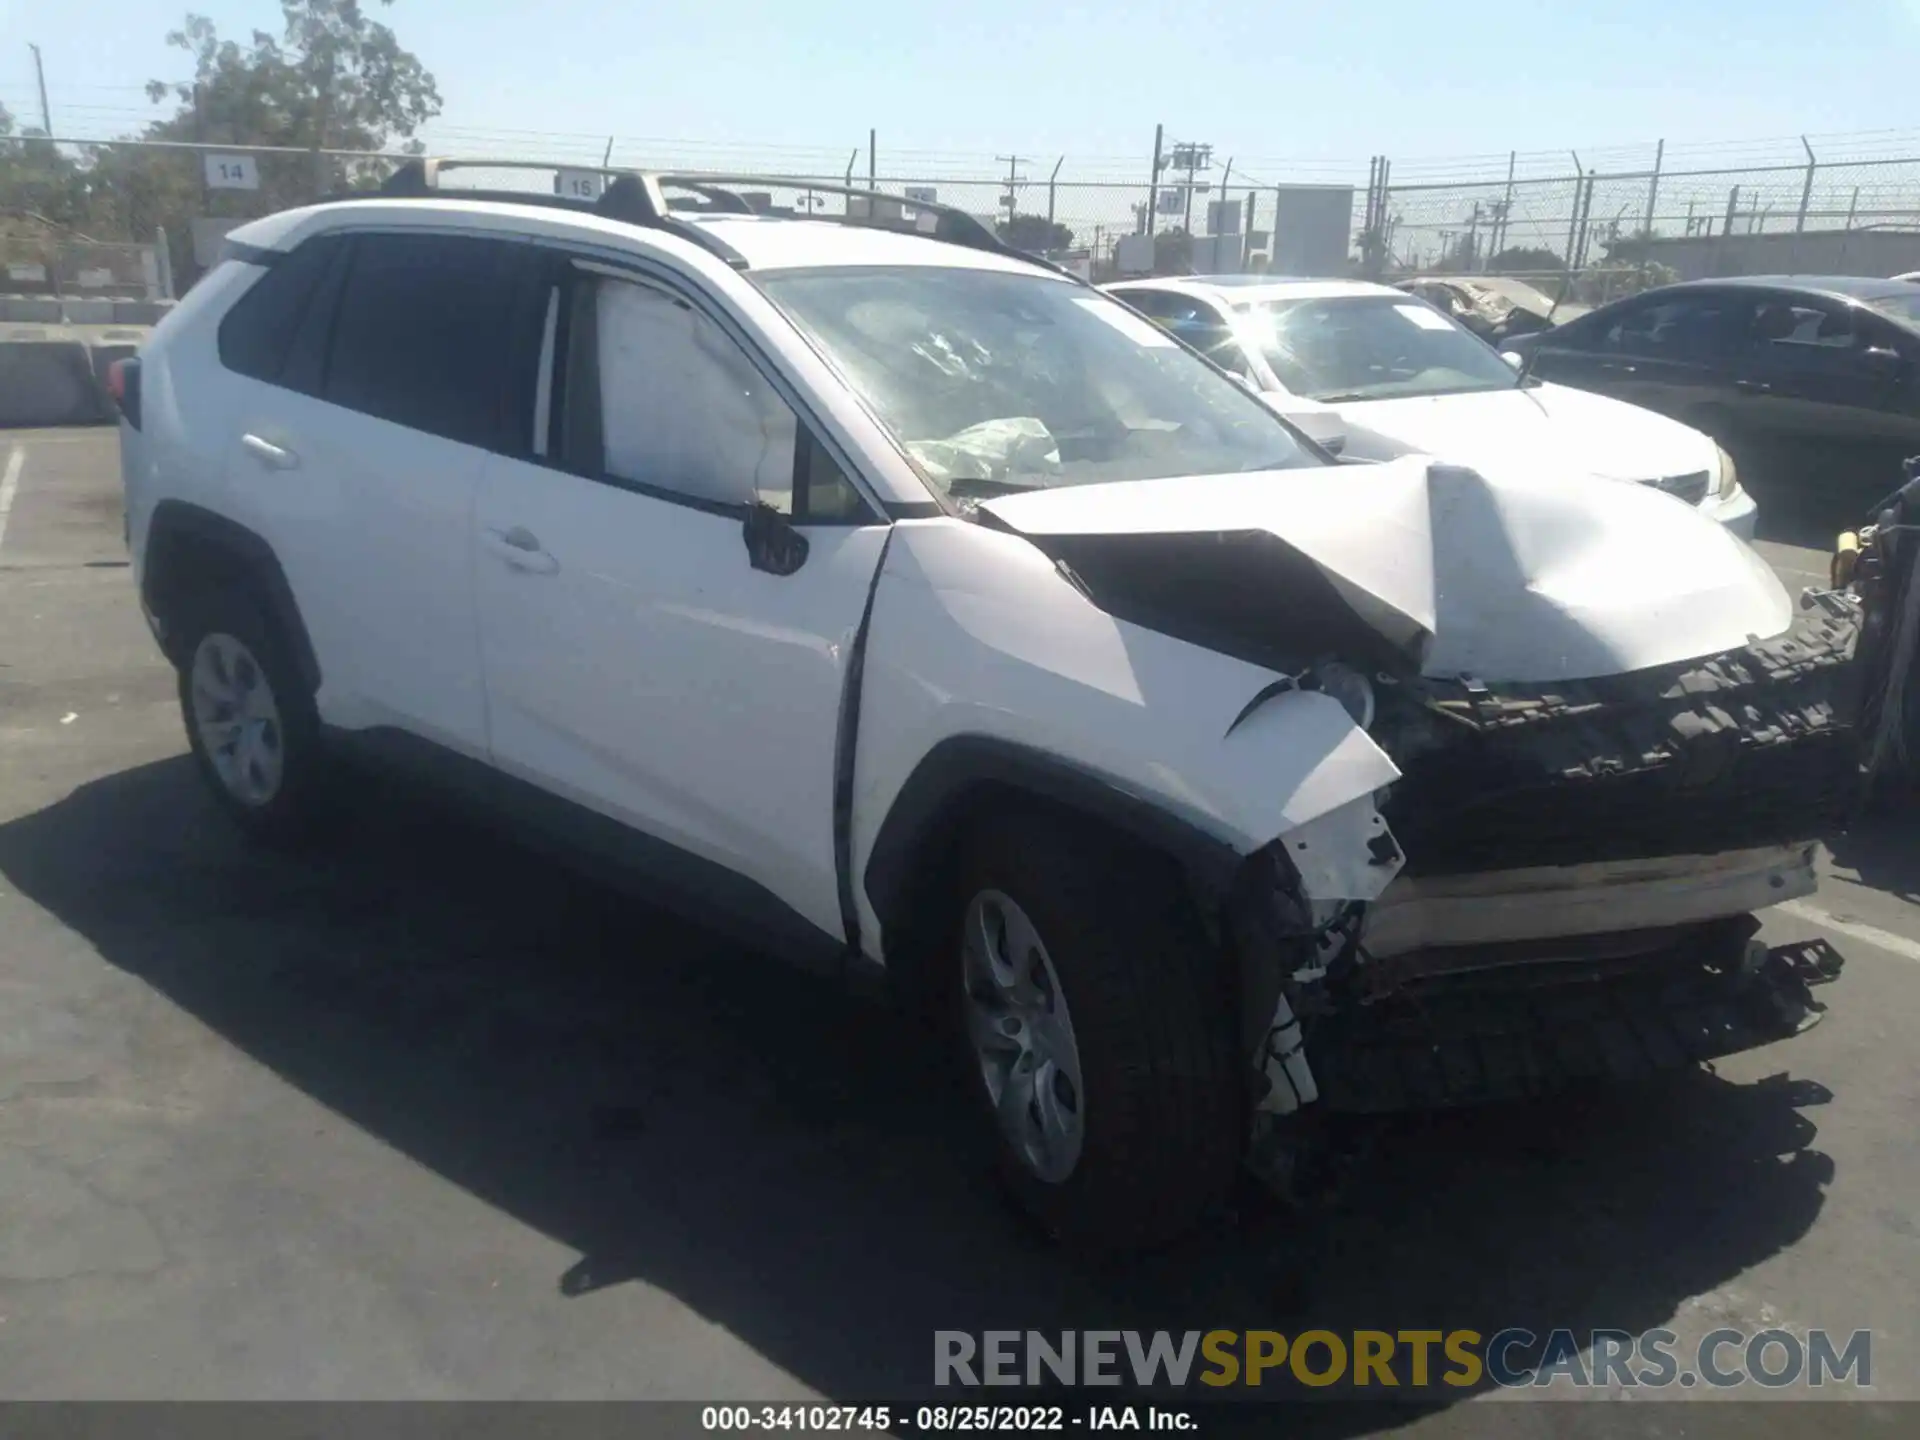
{"left": 240, "top": 432, "right": 299, "bottom": 470}
{"left": 483, "top": 525, "right": 560, "bottom": 575}
{"left": 1734, "top": 379, "right": 1773, "bottom": 394}
{"left": 1597, "top": 361, "right": 1638, "bottom": 375}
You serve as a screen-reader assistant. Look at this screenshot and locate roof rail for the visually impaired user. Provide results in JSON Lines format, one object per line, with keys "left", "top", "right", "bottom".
{"left": 653, "top": 171, "right": 1080, "bottom": 279}
{"left": 365, "top": 158, "right": 749, "bottom": 270}
{"left": 351, "top": 158, "right": 1079, "bottom": 281}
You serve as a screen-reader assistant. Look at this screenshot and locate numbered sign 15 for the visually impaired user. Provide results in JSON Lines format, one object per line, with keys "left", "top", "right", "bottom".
{"left": 556, "top": 170, "right": 605, "bottom": 201}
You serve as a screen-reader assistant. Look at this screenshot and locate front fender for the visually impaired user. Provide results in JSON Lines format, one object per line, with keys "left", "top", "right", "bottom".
{"left": 850, "top": 518, "right": 1403, "bottom": 962}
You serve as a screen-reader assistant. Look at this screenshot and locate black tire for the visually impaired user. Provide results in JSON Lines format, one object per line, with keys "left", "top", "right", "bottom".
{"left": 174, "top": 586, "right": 331, "bottom": 845}
{"left": 946, "top": 804, "right": 1242, "bottom": 1251}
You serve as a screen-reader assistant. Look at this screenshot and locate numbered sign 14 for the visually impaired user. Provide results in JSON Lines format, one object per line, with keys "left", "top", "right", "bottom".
{"left": 204, "top": 154, "right": 260, "bottom": 191}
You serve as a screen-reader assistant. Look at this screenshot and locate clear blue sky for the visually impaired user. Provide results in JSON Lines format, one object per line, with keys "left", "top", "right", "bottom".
{"left": 2, "top": 0, "right": 1917, "bottom": 177}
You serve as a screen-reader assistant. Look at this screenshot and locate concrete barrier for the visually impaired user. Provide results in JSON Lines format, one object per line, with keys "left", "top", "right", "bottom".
{"left": 0, "top": 326, "right": 109, "bottom": 427}
{"left": 0, "top": 319, "right": 154, "bottom": 428}
{"left": 60, "top": 296, "right": 116, "bottom": 325}
{"left": 0, "top": 297, "right": 64, "bottom": 324}
{"left": 111, "top": 300, "right": 171, "bottom": 326}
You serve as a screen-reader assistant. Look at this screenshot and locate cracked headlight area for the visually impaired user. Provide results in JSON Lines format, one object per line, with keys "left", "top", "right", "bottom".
{"left": 1715, "top": 443, "right": 1740, "bottom": 500}
{"left": 1315, "top": 661, "right": 1376, "bottom": 730}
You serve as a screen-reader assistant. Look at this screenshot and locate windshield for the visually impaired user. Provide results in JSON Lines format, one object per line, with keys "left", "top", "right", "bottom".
{"left": 753, "top": 266, "right": 1316, "bottom": 498}
{"left": 1867, "top": 292, "right": 1920, "bottom": 329}
{"left": 1238, "top": 294, "right": 1521, "bottom": 402}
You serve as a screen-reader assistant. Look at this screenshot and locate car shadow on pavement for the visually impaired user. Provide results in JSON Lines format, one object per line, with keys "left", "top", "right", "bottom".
{"left": 1827, "top": 809, "right": 1920, "bottom": 908}
{"left": 0, "top": 757, "right": 1839, "bottom": 1425}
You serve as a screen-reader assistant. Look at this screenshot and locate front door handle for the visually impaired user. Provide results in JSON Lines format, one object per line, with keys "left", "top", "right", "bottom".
{"left": 240, "top": 433, "right": 299, "bottom": 470}
{"left": 1597, "top": 361, "right": 1638, "bottom": 375}
{"left": 483, "top": 525, "right": 560, "bottom": 574}
{"left": 1734, "top": 378, "right": 1773, "bottom": 394}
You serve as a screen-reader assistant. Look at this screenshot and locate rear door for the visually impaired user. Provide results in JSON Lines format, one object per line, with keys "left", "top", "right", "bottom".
{"left": 220, "top": 227, "right": 542, "bottom": 753}
{"left": 1732, "top": 294, "right": 1920, "bottom": 442}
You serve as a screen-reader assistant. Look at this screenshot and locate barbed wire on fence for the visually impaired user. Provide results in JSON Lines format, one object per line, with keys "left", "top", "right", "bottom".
{"left": 15, "top": 119, "right": 1920, "bottom": 303}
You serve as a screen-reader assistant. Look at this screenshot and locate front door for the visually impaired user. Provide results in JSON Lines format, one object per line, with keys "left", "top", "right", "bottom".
{"left": 1536, "top": 289, "right": 1750, "bottom": 425}
{"left": 475, "top": 260, "right": 889, "bottom": 945}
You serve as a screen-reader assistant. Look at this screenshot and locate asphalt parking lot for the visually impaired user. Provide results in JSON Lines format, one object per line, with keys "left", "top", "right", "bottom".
{"left": 1, "top": 428, "right": 1917, "bottom": 1429}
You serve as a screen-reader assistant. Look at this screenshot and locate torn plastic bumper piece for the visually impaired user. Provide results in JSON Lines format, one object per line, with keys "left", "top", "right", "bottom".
{"left": 1301, "top": 918, "right": 1845, "bottom": 1114}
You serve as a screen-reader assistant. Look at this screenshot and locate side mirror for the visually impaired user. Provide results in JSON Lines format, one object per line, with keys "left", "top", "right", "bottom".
{"left": 742, "top": 500, "right": 808, "bottom": 576}
{"left": 1500, "top": 350, "right": 1526, "bottom": 370}
{"left": 1863, "top": 345, "right": 1907, "bottom": 374}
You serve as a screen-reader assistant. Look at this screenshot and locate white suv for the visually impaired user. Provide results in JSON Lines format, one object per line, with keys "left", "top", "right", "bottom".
{"left": 117, "top": 164, "right": 1850, "bottom": 1250}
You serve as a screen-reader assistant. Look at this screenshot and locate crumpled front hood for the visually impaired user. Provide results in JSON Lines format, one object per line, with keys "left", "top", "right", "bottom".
{"left": 980, "top": 456, "right": 1792, "bottom": 684}
{"left": 1340, "top": 382, "right": 1719, "bottom": 484}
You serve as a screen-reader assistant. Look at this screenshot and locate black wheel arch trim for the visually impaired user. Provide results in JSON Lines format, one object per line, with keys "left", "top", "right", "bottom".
{"left": 143, "top": 499, "right": 322, "bottom": 694}
{"left": 861, "top": 734, "right": 1244, "bottom": 954}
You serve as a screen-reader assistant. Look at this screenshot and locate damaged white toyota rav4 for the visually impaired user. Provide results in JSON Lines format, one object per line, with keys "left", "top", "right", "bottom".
{"left": 117, "top": 164, "right": 1854, "bottom": 1250}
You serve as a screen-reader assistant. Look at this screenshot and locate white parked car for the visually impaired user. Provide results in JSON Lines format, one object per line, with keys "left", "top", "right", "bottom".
{"left": 114, "top": 165, "right": 1847, "bottom": 1251}
{"left": 1106, "top": 276, "right": 1759, "bottom": 538}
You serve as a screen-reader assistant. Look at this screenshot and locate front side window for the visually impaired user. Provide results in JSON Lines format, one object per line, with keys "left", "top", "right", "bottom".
{"left": 755, "top": 267, "right": 1312, "bottom": 498}
{"left": 1235, "top": 293, "right": 1518, "bottom": 402}
{"left": 559, "top": 274, "right": 867, "bottom": 521}
{"left": 1126, "top": 292, "right": 1251, "bottom": 377}
{"left": 1602, "top": 293, "right": 1746, "bottom": 361}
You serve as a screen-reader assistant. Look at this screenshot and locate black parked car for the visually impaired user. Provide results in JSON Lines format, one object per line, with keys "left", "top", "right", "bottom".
{"left": 1503, "top": 276, "right": 1920, "bottom": 451}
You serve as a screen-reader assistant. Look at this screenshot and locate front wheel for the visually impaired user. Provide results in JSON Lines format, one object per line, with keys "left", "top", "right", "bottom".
{"left": 949, "top": 807, "right": 1242, "bottom": 1251}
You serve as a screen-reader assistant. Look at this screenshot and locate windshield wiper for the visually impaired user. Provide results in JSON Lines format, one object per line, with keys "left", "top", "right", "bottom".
{"left": 1311, "top": 391, "right": 1375, "bottom": 404}
{"left": 945, "top": 474, "right": 1046, "bottom": 498}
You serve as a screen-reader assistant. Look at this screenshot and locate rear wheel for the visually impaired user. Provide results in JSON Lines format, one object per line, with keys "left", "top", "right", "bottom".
{"left": 948, "top": 806, "right": 1242, "bottom": 1251}
{"left": 176, "top": 592, "right": 330, "bottom": 844}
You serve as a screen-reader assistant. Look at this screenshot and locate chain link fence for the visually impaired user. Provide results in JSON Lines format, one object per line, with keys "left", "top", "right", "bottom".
{"left": 14, "top": 131, "right": 1920, "bottom": 303}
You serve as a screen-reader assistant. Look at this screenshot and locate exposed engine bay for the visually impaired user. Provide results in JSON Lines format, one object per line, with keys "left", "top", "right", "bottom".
{"left": 1372, "top": 595, "right": 1860, "bottom": 877}
{"left": 1228, "top": 599, "right": 1860, "bottom": 1132}
{"left": 974, "top": 457, "right": 1859, "bottom": 1172}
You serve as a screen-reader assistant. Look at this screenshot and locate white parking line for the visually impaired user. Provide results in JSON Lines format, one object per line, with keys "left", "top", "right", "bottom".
{"left": 0, "top": 444, "right": 23, "bottom": 556}
{"left": 1776, "top": 898, "right": 1920, "bottom": 963}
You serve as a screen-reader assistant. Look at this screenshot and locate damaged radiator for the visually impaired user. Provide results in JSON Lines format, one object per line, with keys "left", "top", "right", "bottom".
{"left": 1374, "top": 600, "right": 1862, "bottom": 877}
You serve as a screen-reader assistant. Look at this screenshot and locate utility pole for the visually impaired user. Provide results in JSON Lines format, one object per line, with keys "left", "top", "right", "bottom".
{"left": 1146, "top": 124, "right": 1164, "bottom": 238}
{"left": 29, "top": 44, "right": 52, "bottom": 135}
{"left": 997, "top": 154, "right": 1028, "bottom": 227}
{"left": 1170, "top": 141, "right": 1212, "bottom": 236}
{"left": 1046, "top": 155, "right": 1064, "bottom": 228}
{"left": 869, "top": 128, "right": 877, "bottom": 191}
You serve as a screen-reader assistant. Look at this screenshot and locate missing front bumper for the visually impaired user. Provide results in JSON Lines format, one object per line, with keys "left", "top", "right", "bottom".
{"left": 1302, "top": 922, "right": 1845, "bottom": 1114}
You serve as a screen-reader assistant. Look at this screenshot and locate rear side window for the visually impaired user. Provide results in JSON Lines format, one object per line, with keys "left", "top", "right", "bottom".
{"left": 216, "top": 234, "right": 346, "bottom": 385}
{"left": 323, "top": 232, "right": 531, "bottom": 449}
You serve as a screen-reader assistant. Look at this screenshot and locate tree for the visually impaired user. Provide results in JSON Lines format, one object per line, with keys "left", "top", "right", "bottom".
{"left": 1485, "top": 244, "right": 1562, "bottom": 274}
{"left": 146, "top": 3, "right": 441, "bottom": 166}
{"left": 35, "top": 2, "right": 443, "bottom": 280}
{"left": 0, "top": 103, "right": 91, "bottom": 243}
{"left": 997, "top": 213, "right": 1074, "bottom": 254}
